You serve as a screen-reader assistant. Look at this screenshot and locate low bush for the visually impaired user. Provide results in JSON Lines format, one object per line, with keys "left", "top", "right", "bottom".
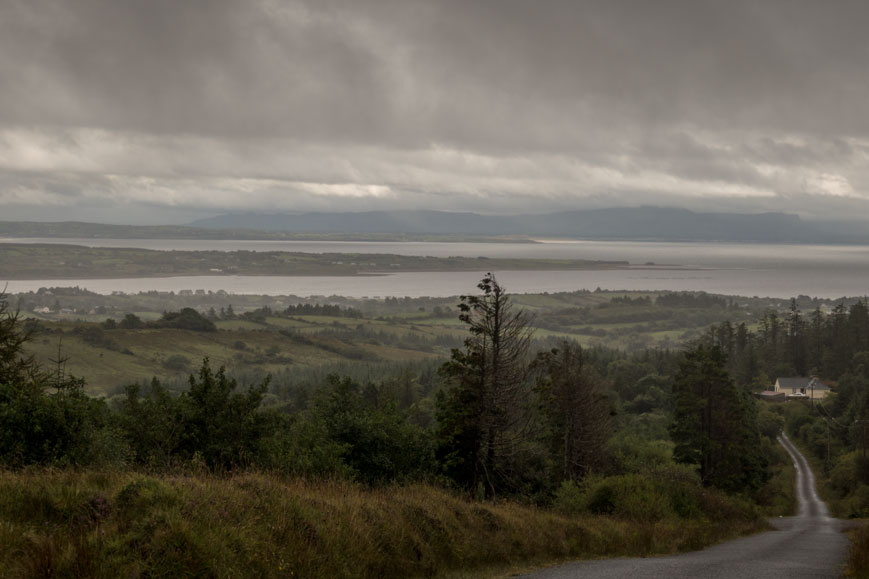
{"left": 553, "top": 463, "right": 756, "bottom": 524}
{"left": 161, "top": 354, "right": 191, "bottom": 371}
{"left": 152, "top": 308, "right": 216, "bottom": 332}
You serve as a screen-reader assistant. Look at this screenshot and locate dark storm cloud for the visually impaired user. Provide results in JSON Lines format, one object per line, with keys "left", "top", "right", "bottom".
{"left": 1, "top": 0, "right": 868, "bottom": 222}
{"left": 408, "top": 0, "right": 869, "bottom": 144}
{"left": 0, "top": 0, "right": 402, "bottom": 141}
{"left": 5, "top": 0, "right": 869, "bottom": 143}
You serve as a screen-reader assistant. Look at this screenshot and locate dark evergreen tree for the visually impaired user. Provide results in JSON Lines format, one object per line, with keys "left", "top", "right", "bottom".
{"left": 118, "top": 313, "right": 144, "bottom": 329}
{"left": 119, "top": 379, "right": 185, "bottom": 465}
{"left": 826, "top": 303, "right": 850, "bottom": 376}
{"left": 0, "top": 293, "right": 114, "bottom": 466}
{"left": 808, "top": 307, "right": 825, "bottom": 374}
{"left": 534, "top": 341, "right": 613, "bottom": 482}
{"left": 178, "top": 359, "right": 269, "bottom": 469}
{"left": 849, "top": 300, "right": 869, "bottom": 353}
{"left": 305, "top": 375, "right": 433, "bottom": 484}
{"left": 787, "top": 299, "right": 808, "bottom": 375}
{"left": 669, "top": 344, "right": 768, "bottom": 493}
{"left": 0, "top": 293, "right": 42, "bottom": 387}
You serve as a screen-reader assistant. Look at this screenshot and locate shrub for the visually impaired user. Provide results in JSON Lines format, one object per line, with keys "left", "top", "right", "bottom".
{"left": 757, "top": 405, "right": 785, "bottom": 440}
{"left": 840, "top": 484, "right": 869, "bottom": 519}
{"left": 552, "top": 479, "right": 587, "bottom": 515}
{"left": 606, "top": 432, "right": 673, "bottom": 475}
{"left": 584, "top": 474, "right": 674, "bottom": 520}
{"left": 550, "top": 463, "right": 751, "bottom": 524}
{"left": 153, "top": 308, "right": 216, "bottom": 332}
{"left": 117, "top": 313, "right": 144, "bottom": 330}
{"left": 830, "top": 451, "right": 860, "bottom": 498}
{"left": 162, "top": 354, "right": 191, "bottom": 372}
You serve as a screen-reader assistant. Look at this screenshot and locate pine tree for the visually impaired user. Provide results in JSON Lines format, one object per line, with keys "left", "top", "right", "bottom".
{"left": 669, "top": 344, "right": 768, "bottom": 493}
{"left": 436, "top": 274, "right": 532, "bottom": 498}
{"left": 787, "top": 299, "right": 808, "bottom": 375}
{"left": 0, "top": 293, "right": 42, "bottom": 387}
{"left": 534, "top": 341, "right": 612, "bottom": 482}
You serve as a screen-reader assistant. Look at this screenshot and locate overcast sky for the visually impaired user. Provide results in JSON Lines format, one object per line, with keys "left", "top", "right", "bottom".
{"left": 2, "top": 0, "right": 869, "bottom": 225}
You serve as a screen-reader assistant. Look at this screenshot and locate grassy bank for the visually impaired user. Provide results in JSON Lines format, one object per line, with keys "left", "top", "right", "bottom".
{"left": 847, "top": 525, "right": 869, "bottom": 578}
{"left": 0, "top": 470, "right": 766, "bottom": 579}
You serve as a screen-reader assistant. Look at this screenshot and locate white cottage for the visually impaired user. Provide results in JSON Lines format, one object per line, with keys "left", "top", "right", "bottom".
{"left": 774, "top": 376, "right": 831, "bottom": 400}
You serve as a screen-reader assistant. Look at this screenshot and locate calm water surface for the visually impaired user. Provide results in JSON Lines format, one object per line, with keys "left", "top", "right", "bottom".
{"left": 2, "top": 238, "right": 869, "bottom": 299}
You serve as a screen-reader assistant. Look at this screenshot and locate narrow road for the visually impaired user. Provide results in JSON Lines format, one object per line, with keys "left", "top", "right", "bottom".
{"left": 520, "top": 433, "right": 848, "bottom": 579}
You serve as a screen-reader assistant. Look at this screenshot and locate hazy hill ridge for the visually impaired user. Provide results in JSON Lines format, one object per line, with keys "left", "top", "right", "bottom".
{"left": 1, "top": 207, "right": 863, "bottom": 243}
{"left": 191, "top": 207, "right": 846, "bottom": 243}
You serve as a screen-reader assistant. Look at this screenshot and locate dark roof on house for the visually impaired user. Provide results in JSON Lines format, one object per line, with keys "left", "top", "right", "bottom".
{"left": 776, "top": 377, "right": 812, "bottom": 389}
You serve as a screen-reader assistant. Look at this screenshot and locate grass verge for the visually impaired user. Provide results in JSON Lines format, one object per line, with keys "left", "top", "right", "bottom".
{"left": 0, "top": 469, "right": 766, "bottom": 579}
{"left": 847, "top": 524, "right": 869, "bottom": 578}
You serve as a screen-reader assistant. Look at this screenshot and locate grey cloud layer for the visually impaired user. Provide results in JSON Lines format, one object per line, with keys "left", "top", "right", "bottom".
{"left": 1, "top": 0, "right": 868, "bottom": 223}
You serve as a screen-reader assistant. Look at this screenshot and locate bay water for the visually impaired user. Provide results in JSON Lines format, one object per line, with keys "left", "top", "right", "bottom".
{"left": 2, "top": 238, "right": 868, "bottom": 299}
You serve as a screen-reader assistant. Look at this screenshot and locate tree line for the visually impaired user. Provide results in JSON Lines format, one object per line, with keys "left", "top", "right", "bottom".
{"left": 0, "top": 278, "right": 774, "bottom": 509}
{"left": 702, "top": 298, "right": 869, "bottom": 387}
{"left": 699, "top": 298, "right": 869, "bottom": 517}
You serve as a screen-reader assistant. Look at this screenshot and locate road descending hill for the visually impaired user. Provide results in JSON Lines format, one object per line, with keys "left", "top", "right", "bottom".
{"left": 521, "top": 433, "right": 848, "bottom": 579}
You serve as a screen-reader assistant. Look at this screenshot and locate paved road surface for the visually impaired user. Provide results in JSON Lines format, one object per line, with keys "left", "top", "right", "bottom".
{"left": 520, "top": 433, "right": 848, "bottom": 579}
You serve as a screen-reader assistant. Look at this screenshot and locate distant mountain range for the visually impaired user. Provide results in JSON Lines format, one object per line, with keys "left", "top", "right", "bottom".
{"left": 2, "top": 207, "right": 867, "bottom": 244}
{"left": 189, "top": 207, "right": 865, "bottom": 243}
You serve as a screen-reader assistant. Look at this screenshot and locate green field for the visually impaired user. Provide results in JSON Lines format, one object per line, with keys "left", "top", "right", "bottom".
{"left": 15, "top": 288, "right": 793, "bottom": 397}
{"left": 25, "top": 321, "right": 452, "bottom": 397}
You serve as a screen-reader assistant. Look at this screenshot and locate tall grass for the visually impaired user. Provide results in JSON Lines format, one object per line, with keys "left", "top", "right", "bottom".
{"left": 0, "top": 469, "right": 765, "bottom": 579}
{"left": 848, "top": 525, "right": 869, "bottom": 578}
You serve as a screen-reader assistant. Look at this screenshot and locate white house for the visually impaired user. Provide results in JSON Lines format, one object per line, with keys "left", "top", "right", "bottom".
{"left": 774, "top": 376, "right": 831, "bottom": 400}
